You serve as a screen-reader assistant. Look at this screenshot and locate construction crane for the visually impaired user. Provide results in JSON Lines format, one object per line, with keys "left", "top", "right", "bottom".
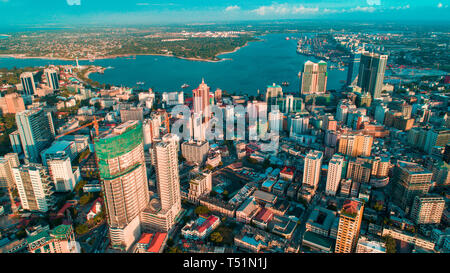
{"left": 54, "top": 116, "right": 104, "bottom": 177}
{"left": 55, "top": 116, "right": 104, "bottom": 140}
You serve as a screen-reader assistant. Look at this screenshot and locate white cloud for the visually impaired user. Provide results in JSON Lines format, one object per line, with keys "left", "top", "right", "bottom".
{"left": 348, "top": 6, "right": 376, "bottom": 12}
{"left": 225, "top": 5, "right": 240, "bottom": 12}
{"left": 390, "top": 4, "right": 410, "bottom": 10}
{"left": 66, "top": 0, "right": 81, "bottom": 6}
{"left": 367, "top": 0, "right": 381, "bottom": 5}
{"left": 252, "top": 3, "right": 319, "bottom": 16}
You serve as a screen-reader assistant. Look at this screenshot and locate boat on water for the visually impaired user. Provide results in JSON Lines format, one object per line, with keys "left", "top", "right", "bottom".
{"left": 137, "top": 82, "right": 145, "bottom": 85}
{"left": 285, "top": 37, "right": 290, "bottom": 40}
{"left": 282, "top": 82, "right": 290, "bottom": 86}
{"left": 181, "top": 84, "right": 190, "bottom": 89}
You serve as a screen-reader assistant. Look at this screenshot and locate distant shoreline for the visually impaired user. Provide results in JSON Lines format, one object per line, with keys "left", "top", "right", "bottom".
{"left": 0, "top": 42, "right": 252, "bottom": 64}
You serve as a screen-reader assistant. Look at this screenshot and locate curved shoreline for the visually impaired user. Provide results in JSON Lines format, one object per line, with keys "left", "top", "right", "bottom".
{"left": 0, "top": 41, "right": 254, "bottom": 64}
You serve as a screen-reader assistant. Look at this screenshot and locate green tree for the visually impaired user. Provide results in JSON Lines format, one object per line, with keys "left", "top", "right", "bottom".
{"left": 210, "top": 232, "right": 223, "bottom": 243}
{"left": 75, "top": 224, "right": 89, "bottom": 235}
{"left": 194, "top": 206, "right": 210, "bottom": 216}
{"left": 79, "top": 193, "right": 93, "bottom": 206}
{"left": 383, "top": 236, "right": 397, "bottom": 253}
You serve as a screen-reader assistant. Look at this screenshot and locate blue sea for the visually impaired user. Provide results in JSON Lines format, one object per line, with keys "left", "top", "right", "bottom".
{"left": 0, "top": 33, "right": 348, "bottom": 95}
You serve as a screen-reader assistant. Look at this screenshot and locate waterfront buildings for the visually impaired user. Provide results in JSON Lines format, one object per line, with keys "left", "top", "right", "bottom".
{"left": 193, "top": 79, "right": 211, "bottom": 119}
{"left": 346, "top": 50, "right": 363, "bottom": 86}
{"left": 44, "top": 68, "right": 60, "bottom": 90}
{"left": 357, "top": 52, "right": 388, "bottom": 99}
{"left": 300, "top": 61, "right": 327, "bottom": 95}
{"left": 20, "top": 72, "right": 36, "bottom": 95}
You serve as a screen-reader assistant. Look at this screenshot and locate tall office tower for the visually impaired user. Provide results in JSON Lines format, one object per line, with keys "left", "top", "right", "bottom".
{"left": 142, "top": 119, "right": 153, "bottom": 151}
{"left": 336, "top": 100, "right": 356, "bottom": 123}
{"left": 410, "top": 195, "right": 445, "bottom": 225}
{"left": 46, "top": 111, "right": 56, "bottom": 138}
{"left": 193, "top": 78, "right": 211, "bottom": 119}
{"left": 214, "top": 88, "right": 222, "bottom": 101}
{"left": 424, "top": 128, "right": 450, "bottom": 155}
{"left": 150, "top": 133, "right": 181, "bottom": 228}
{"left": 392, "top": 161, "right": 432, "bottom": 212}
{"left": 0, "top": 153, "right": 19, "bottom": 189}
{"left": 335, "top": 199, "right": 364, "bottom": 253}
{"left": 302, "top": 150, "right": 323, "bottom": 190}
{"left": 346, "top": 157, "right": 372, "bottom": 184}
{"left": 12, "top": 164, "right": 54, "bottom": 213}
{"left": 0, "top": 153, "right": 19, "bottom": 213}
{"left": 95, "top": 121, "right": 149, "bottom": 250}
{"left": 9, "top": 130, "right": 23, "bottom": 155}
{"left": 44, "top": 68, "right": 60, "bottom": 90}
{"left": 326, "top": 154, "right": 345, "bottom": 196}
{"left": 20, "top": 72, "right": 36, "bottom": 95}
{"left": 300, "top": 60, "right": 327, "bottom": 95}
{"left": 265, "top": 83, "right": 283, "bottom": 111}
{"left": 346, "top": 50, "right": 364, "bottom": 86}
{"left": 191, "top": 112, "right": 205, "bottom": 141}
{"left": 289, "top": 113, "right": 310, "bottom": 136}
{"left": 268, "top": 109, "right": 283, "bottom": 133}
{"left": 47, "top": 154, "right": 77, "bottom": 192}
{"left": 16, "top": 109, "right": 54, "bottom": 163}
{"left": 357, "top": 52, "right": 388, "bottom": 99}
{"left": 374, "top": 103, "right": 388, "bottom": 124}
{"left": 275, "top": 95, "right": 304, "bottom": 114}
{"left": 338, "top": 134, "right": 373, "bottom": 158}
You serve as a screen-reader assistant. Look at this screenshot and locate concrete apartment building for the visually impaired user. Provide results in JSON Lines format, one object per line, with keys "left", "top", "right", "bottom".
{"left": 95, "top": 121, "right": 149, "bottom": 251}
{"left": 335, "top": 199, "right": 364, "bottom": 253}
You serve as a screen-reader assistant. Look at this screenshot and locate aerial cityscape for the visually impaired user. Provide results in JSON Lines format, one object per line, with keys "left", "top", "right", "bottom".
{"left": 0, "top": 0, "right": 449, "bottom": 260}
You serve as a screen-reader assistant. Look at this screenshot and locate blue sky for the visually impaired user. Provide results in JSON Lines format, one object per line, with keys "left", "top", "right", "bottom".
{"left": 0, "top": 0, "right": 449, "bottom": 27}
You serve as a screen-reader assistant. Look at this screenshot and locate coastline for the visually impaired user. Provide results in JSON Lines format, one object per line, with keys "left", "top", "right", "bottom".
{"left": 0, "top": 41, "right": 253, "bottom": 64}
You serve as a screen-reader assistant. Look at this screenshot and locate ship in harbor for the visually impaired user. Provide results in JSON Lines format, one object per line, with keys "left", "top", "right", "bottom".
{"left": 181, "top": 83, "right": 190, "bottom": 89}
{"left": 282, "top": 82, "right": 290, "bottom": 86}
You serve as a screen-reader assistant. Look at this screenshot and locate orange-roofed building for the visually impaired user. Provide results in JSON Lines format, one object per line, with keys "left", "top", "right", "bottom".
{"left": 147, "top": 232, "right": 168, "bottom": 253}
{"left": 335, "top": 199, "right": 364, "bottom": 253}
{"left": 181, "top": 215, "right": 221, "bottom": 240}
{"left": 253, "top": 208, "right": 274, "bottom": 229}
{"left": 136, "top": 232, "right": 168, "bottom": 253}
{"left": 280, "top": 166, "right": 295, "bottom": 181}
